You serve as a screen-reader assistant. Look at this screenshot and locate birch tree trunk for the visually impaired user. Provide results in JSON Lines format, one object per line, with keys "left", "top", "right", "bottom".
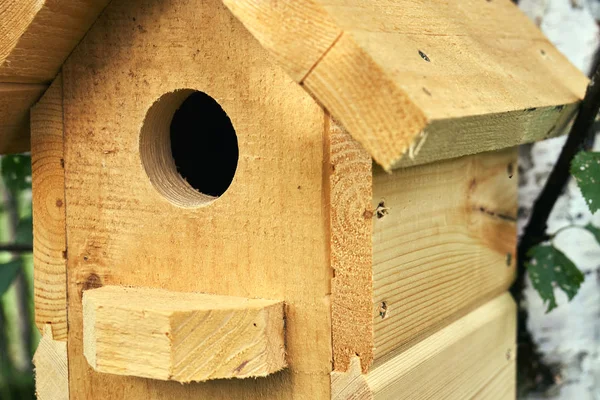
{"left": 518, "top": 1, "right": 600, "bottom": 398}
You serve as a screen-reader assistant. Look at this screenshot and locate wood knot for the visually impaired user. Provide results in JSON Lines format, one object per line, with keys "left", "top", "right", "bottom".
{"left": 56, "top": 199, "right": 63, "bottom": 208}
{"left": 82, "top": 273, "right": 103, "bottom": 295}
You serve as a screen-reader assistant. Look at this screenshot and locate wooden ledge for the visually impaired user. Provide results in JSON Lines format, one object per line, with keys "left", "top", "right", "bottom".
{"left": 83, "top": 286, "right": 286, "bottom": 382}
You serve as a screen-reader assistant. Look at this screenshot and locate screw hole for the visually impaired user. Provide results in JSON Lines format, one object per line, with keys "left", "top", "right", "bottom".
{"left": 418, "top": 50, "right": 431, "bottom": 62}
{"left": 379, "top": 302, "right": 388, "bottom": 319}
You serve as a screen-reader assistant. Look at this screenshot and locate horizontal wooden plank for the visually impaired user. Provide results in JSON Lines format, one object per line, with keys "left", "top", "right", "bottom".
{"left": 331, "top": 293, "right": 516, "bottom": 399}
{"left": 0, "top": 82, "right": 46, "bottom": 154}
{"left": 33, "top": 325, "right": 69, "bottom": 400}
{"left": 223, "top": 0, "right": 588, "bottom": 170}
{"left": 372, "top": 147, "right": 517, "bottom": 359}
{"left": 83, "top": 286, "right": 287, "bottom": 382}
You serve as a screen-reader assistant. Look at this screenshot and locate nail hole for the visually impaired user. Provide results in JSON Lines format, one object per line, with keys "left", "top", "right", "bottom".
{"left": 376, "top": 201, "right": 389, "bottom": 219}
{"left": 418, "top": 50, "right": 431, "bottom": 62}
{"left": 140, "top": 89, "right": 239, "bottom": 208}
{"left": 507, "top": 163, "right": 514, "bottom": 179}
{"left": 379, "top": 302, "right": 388, "bottom": 319}
{"left": 540, "top": 49, "right": 546, "bottom": 56}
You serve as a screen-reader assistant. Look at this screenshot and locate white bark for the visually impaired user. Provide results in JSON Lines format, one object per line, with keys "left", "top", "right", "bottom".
{"left": 518, "top": 0, "right": 600, "bottom": 398}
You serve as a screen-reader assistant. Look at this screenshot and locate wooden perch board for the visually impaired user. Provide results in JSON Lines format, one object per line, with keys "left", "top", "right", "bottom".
{"left": 222, "top": 0, "right": 588, "bottom": 170}
{"left": 83, "top": 286, "right": 286, "bottom": 382}
{"left": 0, "top": 0, "right": 111, "bottom": 154}
{"left": 372, "top": 147, "right": 517, "bottom": 360}
{"left": 331, "top": 293, "right": 516, "bottom": 400}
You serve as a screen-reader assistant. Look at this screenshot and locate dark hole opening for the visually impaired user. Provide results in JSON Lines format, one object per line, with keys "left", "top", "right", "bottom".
{"left": 170, "top": 92, "right": 239, "bottom": 198}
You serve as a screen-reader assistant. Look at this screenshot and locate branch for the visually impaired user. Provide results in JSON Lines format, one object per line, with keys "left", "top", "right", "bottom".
{"left": 0, "top": 244, "right": 32, "bottom": 253}
{"left": 514, "top": 61, "right": 600, "bottom": 299}
{"left": 512, "top": 64, "right": 600, "bottom": 392}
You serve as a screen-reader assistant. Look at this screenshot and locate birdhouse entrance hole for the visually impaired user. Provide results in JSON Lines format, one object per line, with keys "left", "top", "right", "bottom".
{"left": 140, "top": 89, "right": 239, "bottom": 207}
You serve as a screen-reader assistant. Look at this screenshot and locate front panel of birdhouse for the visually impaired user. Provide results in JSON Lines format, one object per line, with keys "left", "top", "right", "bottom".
{"left": 33, "top": 0, "right": 335, "bottom": 398}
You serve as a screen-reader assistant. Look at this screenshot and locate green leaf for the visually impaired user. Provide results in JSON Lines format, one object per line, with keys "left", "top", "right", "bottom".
{"left": 571, "top": 151, "right": 600, "bottom": 214}
{"left": 584, "top": 223, "right": 600, "bottom": 245}
{"left": 1, "top": 155, "right": 31, "bottom": 195}
{"left": 15, "top": 216, "right": 32, "bottom": 245}
{"left": 526, "top": 244, "right": 585, "bottom": 313}
{"left": 0, "top": 260, "right": 21, "bottom": 297}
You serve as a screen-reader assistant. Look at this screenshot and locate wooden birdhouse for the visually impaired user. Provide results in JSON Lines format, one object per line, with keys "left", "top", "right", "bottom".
{"left": 1, "top": 0, "right": 588, "bottom": 399}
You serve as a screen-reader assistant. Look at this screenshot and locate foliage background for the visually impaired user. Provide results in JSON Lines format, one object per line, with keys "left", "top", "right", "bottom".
{"left": 0, "top": 154, "right": 36, "bottom": 399}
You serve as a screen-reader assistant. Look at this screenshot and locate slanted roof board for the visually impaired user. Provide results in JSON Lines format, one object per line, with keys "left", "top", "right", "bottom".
{"left": 222, "top": 0, "right": 588, "bottom": 170}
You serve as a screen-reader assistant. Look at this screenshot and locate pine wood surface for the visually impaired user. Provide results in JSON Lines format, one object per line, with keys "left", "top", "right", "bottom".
{"left": 0, "top": 0, "right": 112, "bottom": 83}
{"left": 83, "top": 286, "right": 286, "bottom": 382}
{"left": 33, "top": 325, "right": 69, "bottom": 400}
{"left": 31, "top": 75, "right": 67, "bottom": 341}
{"left": 62, "top": 0, "right": 332, "bottom": 398}
{"left": 0, "top": 0, "right": 111, "bottom": 154}
{"left": 372, "top": 148, "right": 518, "bottom": 360}
{"left": 222, "top": 0, "right": 588, "bottom": 170}
{"left": 331, "top": 293, "right": 516, "bottom": 400}
{"left": 327, "top": 118, "right": 373, "bottom": 373}
{"left": 0, "top": 82, "right": 45, "bottom": 154}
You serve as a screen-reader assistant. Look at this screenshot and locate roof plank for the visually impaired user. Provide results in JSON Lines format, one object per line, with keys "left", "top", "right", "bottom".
{"left": 0, "top": 82, "right": 46, "bottom": 154}
{"left": 0, "top": 0, "right": 111, "bottom": 154}
{"left": 223, "top": 0, "right": 588, "bottom": 169}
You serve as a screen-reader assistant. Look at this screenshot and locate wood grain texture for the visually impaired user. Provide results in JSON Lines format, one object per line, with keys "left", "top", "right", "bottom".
{"left": 327, "top": 118, "right": 373, "bottom": 373}
{"left": 0, "top": 0, "right": 111, "bottom": 83}
{"left": 373, "top": 148, "right": 518, "bottom": 359}
{"left": 366, "top": 293, "right": 516, "bottom": 400}
{"left": 0, "top": 0, "right": 110, "bottom": 154}
{"left": 223, "top": 0, "right": 588, "bottom": 170}
{"left": 31, "top": 75, "right": 67, "bottom": 341}
{"left": 330, "top": 294, "right": 516, "bottom": 399}
{"left": 33, "top": 325, "right": 69, "bottom": 400}
{"left": 220, "top": 0, "right": 341, "bottom": 81}
{"left": 83, "top": 286, "right": 286, "bottom": 382}
{"left": 330, "top": 357, "right": 372, "bottom": 400}
{"left": 62, "top": 0, "right": 332, "bottom": 398}
{"left": 0, "top": 82, "right": 45, "bottom": 154}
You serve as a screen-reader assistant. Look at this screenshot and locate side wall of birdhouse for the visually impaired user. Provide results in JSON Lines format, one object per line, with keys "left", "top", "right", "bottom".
{"left": 330, "top": 146, "right": 519, "bottom": 398}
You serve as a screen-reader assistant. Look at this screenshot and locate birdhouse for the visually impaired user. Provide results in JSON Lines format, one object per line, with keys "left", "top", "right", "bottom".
{"left": 1, "top": 0, "right": 588, "bottom": 399}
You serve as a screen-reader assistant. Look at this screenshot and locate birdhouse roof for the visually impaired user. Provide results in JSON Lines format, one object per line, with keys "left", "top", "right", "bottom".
{"left": 0, "top": 0, "right": 588, "bottom": 168}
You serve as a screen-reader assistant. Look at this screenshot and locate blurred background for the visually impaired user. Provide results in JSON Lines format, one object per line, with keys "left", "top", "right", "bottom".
{"left": 0, "top": 154, "right": 36, "bottom": 399}
{"left": 518, "top": 0, "right": 600, "bottom": 399}
{"left": 0, "top": 0, "right": 599, "bottom": 399}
